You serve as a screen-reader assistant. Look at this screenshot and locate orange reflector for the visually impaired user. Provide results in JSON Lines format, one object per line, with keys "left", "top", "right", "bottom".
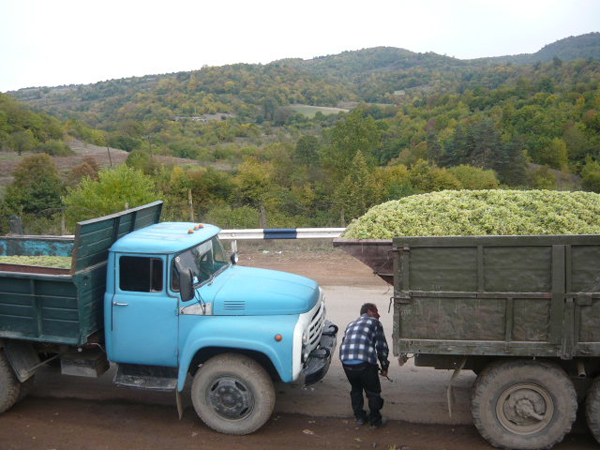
{"left": 275, "top": 334, "right": 283, "bottom": 342}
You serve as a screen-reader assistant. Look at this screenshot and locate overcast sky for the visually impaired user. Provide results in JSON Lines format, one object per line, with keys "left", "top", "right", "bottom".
{"left": 1, "top": 0, "right": 598, "bottom": 93}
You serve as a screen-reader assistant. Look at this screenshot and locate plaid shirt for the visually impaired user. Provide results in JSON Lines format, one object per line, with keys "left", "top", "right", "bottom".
{"left": 339, "top": 313, "right": 389, "bottom": 369}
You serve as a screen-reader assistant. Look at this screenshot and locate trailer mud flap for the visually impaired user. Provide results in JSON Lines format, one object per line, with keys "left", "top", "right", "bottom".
{"left": 446, "top": 356, "right": 466, "bottom": 417}
{"left": 3, "top": 341, "right": 40, "bottom": 382}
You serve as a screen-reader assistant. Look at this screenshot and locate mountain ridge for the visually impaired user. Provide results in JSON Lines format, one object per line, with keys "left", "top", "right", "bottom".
{"left": 8, "top": 32, "right": 599, "bottom": 93}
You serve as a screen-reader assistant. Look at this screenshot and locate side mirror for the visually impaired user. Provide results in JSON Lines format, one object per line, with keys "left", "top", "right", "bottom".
{"left": 229, "top": 240, "right": 238, "bottom": 265}
{"left": 179, "top": 268, "right": 195, "bottom": 302}
{"left": 230, "top": 252, "right": 239, "bottom": 265}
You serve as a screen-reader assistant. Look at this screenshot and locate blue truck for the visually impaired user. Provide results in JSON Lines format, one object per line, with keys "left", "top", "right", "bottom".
{"left": 0, "top": 201, "right": 337, "bottom": 435}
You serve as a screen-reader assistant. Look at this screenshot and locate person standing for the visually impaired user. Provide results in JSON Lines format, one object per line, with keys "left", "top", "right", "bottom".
{"left": 339, "top": 302, "right": 390, "bottom": 428}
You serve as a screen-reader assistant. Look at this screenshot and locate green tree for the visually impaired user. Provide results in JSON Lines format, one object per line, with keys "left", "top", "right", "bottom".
{"left": 562, "top": 122, "right": 591, "bottom": 165}
{"left": 444, "top": 119, "right": 527, "bottom": 186}
{"left": 233, "top": 158, "right": 274, "bottom": 208}
{"left": 377, "top": 165, "right": 416, "bottom": 200}
{"left": 322, "top": 109, "right": 381, "bottom": 183}
{"left": 447, "top": 165, "right": 499, "bottom": 189}
{"left": 333, "top": 152, "right": 382, "bottom": 225}
{"left": 4, "top": 153, "right": 65, "bottom": 217}
{"left": 187, "top": 167, "right": 234, "bottom": 216}
{"left": 204, "top": 205, "right": 259, "bottom": 229}
{"left": 63, "top": 165, "right": 159, "bottom": 228}
{"left": 294, "top": 135, "right": 320, "bottom": 166}
{"left": 125, "top": 150, "right": 161, "bottom": 175}
{"left": 530, "top": 165, "right": 558, "bottom": 190}
{"left": 581, "top": 157, "right": 600, "bottom": 193}
{"left": 537, "top": 138, "right": 569, "bottom": 170}
{"left": 409, "top": 159, "right": 461, "bottom": 192}
{"left": 10, "top": 130, "right": 36, "bottom": 155}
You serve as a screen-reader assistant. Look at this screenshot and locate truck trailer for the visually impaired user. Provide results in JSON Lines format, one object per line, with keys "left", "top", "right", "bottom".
{"left": 335, "top": 235, "right": 600, "bottom": 450}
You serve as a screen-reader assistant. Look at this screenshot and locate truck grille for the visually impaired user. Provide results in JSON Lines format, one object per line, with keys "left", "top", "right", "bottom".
{"left": 307, "top": 301, "right": 325, "bottom": 348}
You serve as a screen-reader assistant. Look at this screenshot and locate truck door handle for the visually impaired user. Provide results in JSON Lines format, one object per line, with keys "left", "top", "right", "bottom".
{"left": 113, "top": 302, "right": 128, "bottom": 307}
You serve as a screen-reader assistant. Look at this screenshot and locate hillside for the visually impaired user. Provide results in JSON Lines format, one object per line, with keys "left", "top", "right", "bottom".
{"left": 1, "top": 33, "right": 600, "bottom": 235}
{"left": 2, "top": 33, "right": 599, "bottom": 183}
{"left": 11, "top": 33, "right": 599, "bottom": 111}
{"left": 0, "top": 139, "right": 203, "bottom": 190}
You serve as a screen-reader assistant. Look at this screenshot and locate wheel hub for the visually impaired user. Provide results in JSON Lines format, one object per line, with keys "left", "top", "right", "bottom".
{"left": 208, "top": 377, "right": 254, "bottom": 420}
{"left": 497, "top": 383, "right": 553, "bottom": 435}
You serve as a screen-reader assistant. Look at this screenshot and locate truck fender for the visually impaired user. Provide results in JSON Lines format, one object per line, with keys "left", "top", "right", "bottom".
{"left": 177, "top": 317, "right": 297, "bottom": 391}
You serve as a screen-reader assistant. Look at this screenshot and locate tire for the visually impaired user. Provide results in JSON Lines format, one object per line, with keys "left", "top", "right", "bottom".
{"left": 585, "top": 376, "right": 600, "bottom": 444}
{"left": 471, "top": 359, "right": 577, "bottom": 450}
{"left": 191, "top": 353, "right": 275, "bottom": 435}
{"left": 0, "top": 350, "right": 21, "bottom": 414}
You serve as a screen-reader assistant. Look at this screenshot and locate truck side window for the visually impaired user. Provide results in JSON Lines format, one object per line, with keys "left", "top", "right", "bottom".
{"left": 119, "top": 256, "right": 163, "bottom": 292}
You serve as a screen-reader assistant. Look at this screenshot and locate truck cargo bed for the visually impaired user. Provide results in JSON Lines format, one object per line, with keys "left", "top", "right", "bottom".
{"left": 335, "top": 234, "right": 600, "bottom": 359}
{"left": 332, "top": 238, "right": 393, "bottom": 284}
{"left": 0, "top": 202, "right": 163, "bottom": 346}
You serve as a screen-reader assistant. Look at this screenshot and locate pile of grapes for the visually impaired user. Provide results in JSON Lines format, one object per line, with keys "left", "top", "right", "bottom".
{"left": 0, "top": 255, "right": 71, "bottom": 269}
{"left": 343, "top": 190, "right": 600, "bottom": 239}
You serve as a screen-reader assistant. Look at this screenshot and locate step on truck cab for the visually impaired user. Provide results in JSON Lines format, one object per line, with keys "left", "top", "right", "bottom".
{"left": 0, "top": 202, "right": 337, "bottom": 435}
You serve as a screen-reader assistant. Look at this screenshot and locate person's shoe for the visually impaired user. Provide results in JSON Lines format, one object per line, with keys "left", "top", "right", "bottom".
{"left": 370, "top": 417, "right": 387, "bottom": 429}
{"left": 355, "top": 413, "right": 369, "bottom": 426}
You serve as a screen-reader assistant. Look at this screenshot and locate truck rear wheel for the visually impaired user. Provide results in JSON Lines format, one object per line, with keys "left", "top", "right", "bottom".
{"left": 191, "top": 353, "right": 275, "bottom": 435}
{"left": 471, "top": 359, "right": 576, "bottom": 450}
{"left": 0, "top": 350, "right": 21, "bottom": 414}
{"left": 585, "top": 376, "right": 600, "bottom": 444}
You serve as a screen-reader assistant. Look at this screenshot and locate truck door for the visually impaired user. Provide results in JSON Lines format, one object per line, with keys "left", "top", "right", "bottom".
{"left": 110, "top": 255, "right": 178, "bottom": 366}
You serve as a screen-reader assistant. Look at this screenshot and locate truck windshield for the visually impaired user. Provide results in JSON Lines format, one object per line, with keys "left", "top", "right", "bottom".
{"left": 171, "top": 236, "right": 229, "bottom": 291}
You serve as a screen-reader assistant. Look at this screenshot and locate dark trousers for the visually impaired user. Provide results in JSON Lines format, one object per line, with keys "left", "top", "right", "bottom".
{"left": 342, "top": 362, "right": 384, "bottom": 425}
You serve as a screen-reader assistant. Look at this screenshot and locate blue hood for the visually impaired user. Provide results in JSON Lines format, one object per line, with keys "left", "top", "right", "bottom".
{"left": 204, "top": 266, "right": 319, "bottom": 315}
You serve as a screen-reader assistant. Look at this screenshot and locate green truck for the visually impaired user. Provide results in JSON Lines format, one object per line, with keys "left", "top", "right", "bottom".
{"left": 335, "top": 235, "right": 600, "bottom": 450}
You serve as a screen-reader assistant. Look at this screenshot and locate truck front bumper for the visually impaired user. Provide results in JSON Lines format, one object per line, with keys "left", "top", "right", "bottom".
{"left": 299, "top": 320, "right": 338, "bottom": 385}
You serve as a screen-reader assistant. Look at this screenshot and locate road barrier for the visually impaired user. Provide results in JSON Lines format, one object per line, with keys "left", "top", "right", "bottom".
{"left": 219, "top": 228, "right": 345, "bottom": 240}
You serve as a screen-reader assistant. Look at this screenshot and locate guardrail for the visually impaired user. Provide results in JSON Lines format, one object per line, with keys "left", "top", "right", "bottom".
{"left": 219, "top": 228, "right": 345, "bottom": 240}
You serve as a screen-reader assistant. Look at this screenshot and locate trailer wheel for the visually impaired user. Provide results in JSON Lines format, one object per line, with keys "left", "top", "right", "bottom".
{"left": 585, "top": 376, "right": 600, "bottom": 444}
{"left": 191, "top": 353, "right": 275, "bottom": 435}
{"left": 471, "top": 360, "right": 576, "bottom": 450}
{"left": 0, "top": 350, "right": 21, "bottom": 414}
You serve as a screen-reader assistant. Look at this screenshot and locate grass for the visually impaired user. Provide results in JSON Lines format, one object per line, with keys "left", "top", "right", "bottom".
{"left": 289, "top": 104, "right": 349, "bottom": 118}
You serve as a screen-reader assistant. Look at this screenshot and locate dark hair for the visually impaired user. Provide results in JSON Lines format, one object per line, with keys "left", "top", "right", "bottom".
{"left": 360, "top": 303, "right": 377, "bottom": 315}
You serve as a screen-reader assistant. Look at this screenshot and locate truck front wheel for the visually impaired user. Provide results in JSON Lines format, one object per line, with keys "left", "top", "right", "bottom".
{"left": 471, "top": 359, "right": 576, "bottom": 450}
{"left": 0, "top": 350, "right": 21, "bottom": 414}
{"left": 191, "top": 353, "right": 275, "bottom": 435}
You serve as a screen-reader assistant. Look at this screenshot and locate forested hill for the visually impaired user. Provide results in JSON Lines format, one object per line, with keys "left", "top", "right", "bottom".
{"left": 5, "top": 32, "right": 599, "bottom": 176}
{"left": 484, "top": 32, "right": 600, "bottom": 65}
{"left": 12, "top": 33, "right": 599, "bottom": 106}
{"left": 1, "top": 32, "right": 600, "bottom": 233}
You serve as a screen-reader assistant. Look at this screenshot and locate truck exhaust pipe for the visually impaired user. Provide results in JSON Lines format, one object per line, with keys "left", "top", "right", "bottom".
{"left": 578, "top": 360, "right": 587, "bottom": 378}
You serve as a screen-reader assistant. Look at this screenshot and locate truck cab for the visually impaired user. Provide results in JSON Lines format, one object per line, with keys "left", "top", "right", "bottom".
{"left": 104, "top": 220, "right": 336, "bottom": 434}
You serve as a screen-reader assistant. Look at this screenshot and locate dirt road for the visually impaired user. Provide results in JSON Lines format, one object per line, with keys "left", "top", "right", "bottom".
{"left": 0, "top": 249, "right": 597, "bottom": 449}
